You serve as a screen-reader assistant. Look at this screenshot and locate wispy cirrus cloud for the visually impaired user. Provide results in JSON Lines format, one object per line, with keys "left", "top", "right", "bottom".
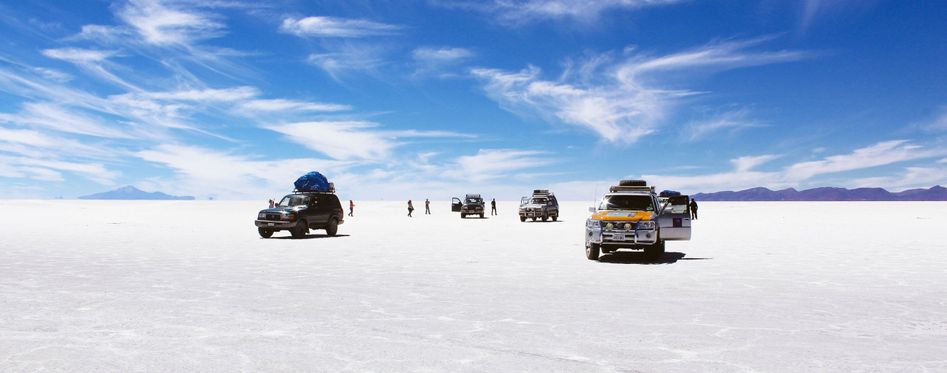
{"left": 683, "top": 109, "right": 764, "bottom": 142}
{"left": 264, "top": 121, "right": 475, "bottom": 161}
{"left": 135, "top": 144, "right": 351, "bottom": 198}
{"left": 306, "top": 45, "right": 389, "bottom": 79}
{"left": 473, "top": 37, "right": 809, "bottom": 144}
{"left": 446, "top": 149, "right": 553, "bottom": 182}
{"left": 436, "top": 0, "right": 682, "bottom": 24}
{"left": 241, "top": 99, "right": 351, "bottom": 113}
{"left": 117, "top": 0, "right": 226, "bottom": 46}
{"left": 280, "top": 16, "right": 401, "bottom": 38}
{"left": 643, "top": 140, "right": 947, "bottom": 193}
{"left": 412, "top": 46, "right": 474, "bottom": 77}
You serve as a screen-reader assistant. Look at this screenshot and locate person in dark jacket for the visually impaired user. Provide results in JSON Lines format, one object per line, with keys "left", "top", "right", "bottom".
{"left": 407, "top": 200, "right": 414, "bottom": 217}
{"left": 348, "top": 200, "right": 354, "bottom": 217}
{"left": 689, "top": 199, "right": 698, "bottom": 220}
{"left": 490, "top": 198, "right": 497, "bottom": 216}
{"left": 424, "top": 199, "right": 431, "bottom": 215}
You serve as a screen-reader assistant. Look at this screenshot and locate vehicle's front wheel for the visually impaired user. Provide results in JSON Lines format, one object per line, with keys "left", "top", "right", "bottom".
{"left": 644, "top": 240, "right": 665, "bottom": 259}
{"left": 479, "top": 213, "right": 484, "bottom": 218}
{"left": 586, "top": 243, "right": 600, "bottom": 261}
{"left": 541, "top": 216, "right": 548, "bottom": 222}
{"left": 258, "top": 227, "right": 273, "bottom": 238}
{"left": 531, "top": 217, "right": 536, "bottom": 221}
{"left": 326, "top": 217, "right": 338, "bottom": 236}
{"left": 291, "top": 220, "right": 308, "bottom": 239}
{"left": 551, "top": 215, "right": 557, "bottom": 221}
{"left": 460, "top": 213, "right": 466, "bottom": 218}
{"left": 520, "top": 216, "right": 526, "bottom": 222}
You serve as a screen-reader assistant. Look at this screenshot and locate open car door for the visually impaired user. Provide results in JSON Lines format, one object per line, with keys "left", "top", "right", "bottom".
{"left": 658, "top": 195, "right": 691, "bottom": 241}
{"left": 451, "top": 197, "right": 462, "bottom": 212}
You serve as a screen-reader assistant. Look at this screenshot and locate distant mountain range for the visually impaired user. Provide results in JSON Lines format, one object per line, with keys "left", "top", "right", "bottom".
{"left": 692, "top": 185, "right": 947, "bottom": 201}
{"left": 78, "top": 186, "right": 195, "bottom": 200}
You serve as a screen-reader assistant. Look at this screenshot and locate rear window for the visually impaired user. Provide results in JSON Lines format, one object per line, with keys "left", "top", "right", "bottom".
{"left": 599, "top": 195, "right": 654, "bottom": 211}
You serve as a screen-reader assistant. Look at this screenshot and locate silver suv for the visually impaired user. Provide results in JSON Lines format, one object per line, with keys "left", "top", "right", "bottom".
{"left": 519, "top": 189, "right": 559, "bottom": 222}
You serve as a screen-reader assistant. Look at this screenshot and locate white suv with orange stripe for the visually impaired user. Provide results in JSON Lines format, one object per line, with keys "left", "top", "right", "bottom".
{"left": 584, "top": 180, "right": 692, "bottom": 260}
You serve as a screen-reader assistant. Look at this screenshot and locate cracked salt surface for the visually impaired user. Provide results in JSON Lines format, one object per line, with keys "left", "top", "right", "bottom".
{"left": 1, "top": 200, "right": 946, "bottom": 372}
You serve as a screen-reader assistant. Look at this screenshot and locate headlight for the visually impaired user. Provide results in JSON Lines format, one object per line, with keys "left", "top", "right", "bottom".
{"left": 258, "top": 212, "right": 266, "bottom": 219}
{"left": 605, "top": 222, "right": 614, "bottom": 230}
{"left": 637, "top": 220, "right": 655, "bottom": 230}
{"left": 624, "top": 223, "right": 633, "bottom": 231}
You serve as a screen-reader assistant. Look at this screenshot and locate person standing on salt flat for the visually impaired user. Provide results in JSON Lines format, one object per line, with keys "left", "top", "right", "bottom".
{"left": 690, "top": 199, "right": 699, "bottom": 220}
{"left": 407, "top": 200, "right": 414, "bottom": 217}
{"left": 425, "top": 199, "right": 431, "bottom": 215}
{"left": 268, "top": 199, "right": 275, "bottom": 208}
{"left": 491, "top": 198, "right": 497, "bottom": 216}
{"left": 348, "top": 200, "right": 355, "bottom": 217}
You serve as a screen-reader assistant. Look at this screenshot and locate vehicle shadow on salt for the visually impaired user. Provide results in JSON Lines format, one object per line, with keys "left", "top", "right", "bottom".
{"left": 598, "top": 251, "right": 711, "bottom": 265}
{"left": 270, "top": 234, "right": 350, "bottom": 240}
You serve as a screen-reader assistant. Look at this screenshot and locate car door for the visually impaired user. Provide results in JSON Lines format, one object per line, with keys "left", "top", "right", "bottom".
{"left": 451, "top": 197, "right": 462, "bottom": 212}
{"left": 658, "top": 195, "right": 691, "bottom": 240}
{"left": 307, "top": 194, "right": 329, "bottom": 226}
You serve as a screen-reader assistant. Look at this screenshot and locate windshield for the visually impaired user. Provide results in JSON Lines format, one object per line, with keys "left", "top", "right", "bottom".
{"left": 466, "top": 198, "right": 481, "bottom": 204}
{"left": 599, "top": 195, "right": 654, "bottom": 211}
{"left": 530, "top": 198, "right": 548, "bottom": 205}
{"left": 278, "top": 195, "right": 309, "bottom": 207}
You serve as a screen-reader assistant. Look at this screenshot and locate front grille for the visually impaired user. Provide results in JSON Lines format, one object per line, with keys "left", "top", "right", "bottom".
{"left": 266, "top": 214, "right": 281, "bottom": 220}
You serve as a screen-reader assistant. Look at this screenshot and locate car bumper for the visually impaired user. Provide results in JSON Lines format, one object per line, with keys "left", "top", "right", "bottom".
{"left": 586, "top": 228, "right": 658, "bottom": 246}
{"left": 254, "top": 220, "right": 301, "bottom": 229}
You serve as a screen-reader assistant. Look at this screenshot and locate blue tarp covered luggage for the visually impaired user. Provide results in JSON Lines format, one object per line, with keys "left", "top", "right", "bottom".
{"left": 294, "top": 172, "right": 330, "bottom": 192}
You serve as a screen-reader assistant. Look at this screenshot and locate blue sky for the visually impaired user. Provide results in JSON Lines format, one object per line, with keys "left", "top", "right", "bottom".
{"left": 0, "top": 0, "right": 945, "bottom": 200}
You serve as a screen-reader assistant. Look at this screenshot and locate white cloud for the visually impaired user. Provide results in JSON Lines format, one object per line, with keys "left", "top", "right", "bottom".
{"left": 0, "top": 102, "right": 133, "bottom": 139}
{"left": 306, "top": 46, "right": 388, "bottom": 79}
{"left": 264, "top": 121, "right": 474, "bottom": 161}
{"left": 412, "top": 47, "right": 473, "bottom": 63}
{"left": 684, "top": 109, "right": 764, "bottom": 142}
{"left": 0, "top": 155, "right": 117, "bottom": 184}
{"left": 642, "top": 140, "right": 947, "bottom": 193}
{"left": 445, "top": 149, "right": 553, "bottom": 182}
{"left": 280, "top": 16, "right": 400, "bottom": 38}
{"left": 440, "top": 0, "right": 682, "bottom": 24}
{"left": 731, "top": 154, "right": 780, "bottom": 172}
{"left": 783, "top": 140, "right": 937, "bottom": 181}
{"left": 241, "top": 99, "right": 351, "bottom": 113}
{"left": 117, "top": 0, "right": 225, "bottom": 45}
{"left": 143, "top": 86, "right": 259, "bottom": 102}
{"left": 473, "top": 38, "right": 808, "bottom": 144}
{"left": 616, "top": 37, "right": 810, "bottom": 82}
{"left": 472, "top": 66, "right": 672, "bottom": 143}
{"left": 41, "top": 48, "right": 116, "bottom": 63}
{"left": 135, "top": 144, "right": 350, "bottom": 199}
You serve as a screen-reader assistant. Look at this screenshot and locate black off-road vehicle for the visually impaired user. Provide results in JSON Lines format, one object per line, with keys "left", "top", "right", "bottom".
{"left": 451, "top": 194, "right": 485, "bottom": 218}
{"left": 254, "top": 191, "right": 344, "bottom": 238}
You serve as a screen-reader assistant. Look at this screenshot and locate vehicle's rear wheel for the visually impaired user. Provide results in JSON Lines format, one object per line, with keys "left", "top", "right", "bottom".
{"left": 460, "top": 213, "right": 466, "bottom": 218}
{"left": 258, "top": 227, "right": 273, "bottom": 238}
{"left": 531, "top": 217, "right": 536, "bottom": 221}
{"left": 551, "top": 215, "right": 557, "bottom": 221}
{"left": 541, "top": 216, "right": 548, "bottom": 222}
{"left": 520, "top": 216, "right": 526, "bottom": 222}
{"left": 586, "top": 243, "right": 600, "bottom": 261}
{"left": 291, "top": 220, "right": 308, "bottom": 239}
{"left": 644, "top": 240, "right": 665, "bottom": 259}
{"left": 479, "top": 213, "right": 484, "bottom": 218}
{"left": 326, "top": 218, "right": 338, "bottom": 236}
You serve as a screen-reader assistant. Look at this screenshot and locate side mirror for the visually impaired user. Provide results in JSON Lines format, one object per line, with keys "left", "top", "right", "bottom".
{"left": 588, "top": 206, "right": 596, "bottom": 213}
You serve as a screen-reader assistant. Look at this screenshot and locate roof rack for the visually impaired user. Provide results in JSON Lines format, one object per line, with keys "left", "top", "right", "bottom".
{"left": 293, "top": 182, "right": 336, "bottom": 194}
{"left": 609, "top": 185, "right": 656, "bottom": 193}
